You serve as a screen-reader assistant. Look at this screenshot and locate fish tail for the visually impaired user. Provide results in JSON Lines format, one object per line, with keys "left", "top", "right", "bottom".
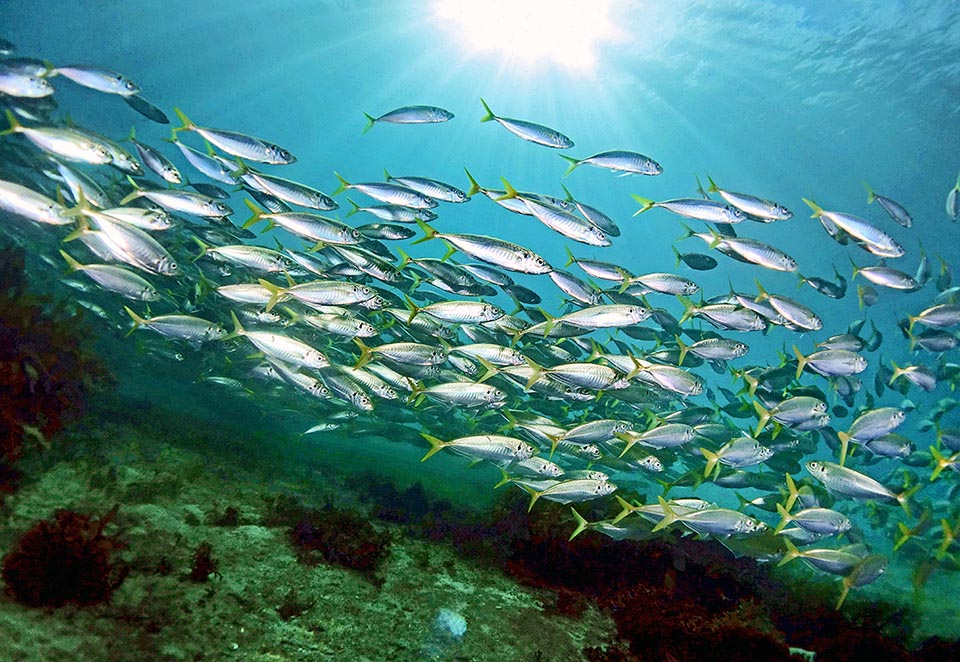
{"left": 353, "top": 337, "right": 373, "bottom": 369}
{"left": 516, "top": 483, "right": 542, "bottom": 513}
{"left": 675, "top": 335, "right": 689, "bottom": 367}
{"left": 495, "top": 177, "right": 518, "bottom": 201}
{"left": 700, "top": 447, "right": 720, "bottom": 478}
{"left": 257, "top": 278, "right": 286, "bottom": 313}
{"left": 419, "top": 433, "right": 447, "bottom": 462}
{"left": 930, "top": 445, "right": 948, "bottom": 481}
{"left": 523, "top": 355, "right": 543, "bottom": 391}
{"left": 559, "top": 154, "right": 580, "bottom": 177}
{"left": 172, "top": 107, "right": 195, "bottom": 133}
{"left": 563, "top": 246, "right": 577, "bottom": 268}
{"left": 560, "top": 183, "right": 575, "bottom": 202}
{"left": 58, "top": 249, "right": 83, "bottom": 273}
{"left": 784, "top": 472, "right": 799, "bottom": 513}
{"left": 630, "top": 194, "right": 656, "bottom": 216}
{"left": 838, "top": 431, "right": 851, "bottom": 467}
{"left": 395, "top": 247, "right": 412, "bottom": 271}
{"left": 706, "top": 175, "right": 719, "bottom": 193}
{"left": 836, "top": 576, "right": 853, "bottom": 610}
{"left": 777, "top": 537, "right": 801, "bottom": 568}
{"left": 893, "top": 522, "right": 912, "bottom": 552}
{"left": 650, "top": 496, "right": 678, "bottom": 533}
{"left": 792, "top": 345, "right": 808, "bottom": 380}
{"left": 463, "top": 167, "right": 483, "bottom": 197}
{"left": 241, "top": 198, "right": 266, "bottom": 229}
{"left": 406, "top": 378, "right": 425, "bottom": 407}
{"left": 221, "top": 310, "right": 244, "bottom": 341}
{"left": 118, "top": 174, "right": 144, "bottom": 205}
{"left": 754, "top": 278, "right": 769, "bottom": 302}
{"left": 888, "top": 360, "right": 904, "bottom": 386}
{"left": 411, "top": 217, "right": 439, "bottom": 245}
{"left": 677, "top": 295, "right": 697, "bottom": 324}
{"left": 862, "top": 180, "right": 875, "bottom": 204}
{"left": 492, "top": 466, "right": 513, "bottom": 490}
{"left": 0, "top": 108, "right": 22, "bottom": 136}
{"left": 611, "top": 495, "right": 637, "bottom": 524}
{"left": 774, "top": 502, "right": 792, "bottom": 535}
{"left": 938, "top": 518, "right": 955, "bottom": 559}
{"left": 479, "top": 98, "right": 495, "bottom": 123}
{"left": 122, "top": 306, "right": 148, "bottom": 337}
{"left": 475, "top": 356, "right": 499, "bottom": 384}
{"left": 801, "top": 197, "right": 823, "bottom": 218}
{"left": 672, "top": 246, "right": 683, "bottom": 268}
{"left": 617, "top": 432, "right": 638, "bottom": 459}
{"left": 569, "top": 508, "right": 590, "bottom": 541}
{"left": 403, "top": 293, "right": 421, "bottom": 325}
{"left": 897, "top": 485, "right": 920, "bottom": 517}
{"left": 753, "top": 400, "right": 771, "bottom": 437}
{"left": 331, "top": 171, "right": 350, "bottom": 196}
{"left": 344, "top": 196, "right": 362, "bottom": 218}
{"left": 361, "top": 112, "right": 376, "bottom": 135}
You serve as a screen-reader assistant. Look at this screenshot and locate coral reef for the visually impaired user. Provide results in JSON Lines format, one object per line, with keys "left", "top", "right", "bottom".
{"left": 1, "top": 505, "right": 128, "bottom": 607}
{"left": 0, "top": 242, "right": 108, "bottom": 493}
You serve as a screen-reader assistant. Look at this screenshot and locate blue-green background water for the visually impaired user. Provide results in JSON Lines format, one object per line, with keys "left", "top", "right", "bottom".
{"left": 4, "top": 0, "right": 960, "bottom": 642}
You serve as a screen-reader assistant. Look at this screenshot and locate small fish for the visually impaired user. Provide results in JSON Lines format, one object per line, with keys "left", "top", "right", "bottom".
{"left": 560, "top": 150, "right": 662, "bottom": 177}
{"left": 420, "top": 433, "right": 533, "bottom": 463}
{"left": 122, "top": 94, "right": 169, "bottom": 124}
{"left": 333, "top": 172, "right": 436, "bottom": 209}
{"left": 947, "top": 171, "right": 960, "bottom": 220}
{"left": 125, "top": 307, "right": 225, "bottom": 343}
{"left": 362, "top": 105, "right": 454, "bottom": 134}
{"left": 803, "top": 198, "right": 904, "bottom": 258}
{"left": 173, "top": 107, "right": 295, "bottom": 165}
{"left": 127, "top": 127, "right": 181, "bottom": 184}
{"left": 863, "top": 181, "right": 912, "bottom": 228}
{"left": 706, "top": 176, "right": 792, "bottom": 221}
{"left": 633, "top": 195, "right": 746, "bottom": 224}
{"left": 521, "top": 479, "right": 616, "bottom": 512}
{"left": 51, "top": 65, "right": 140, "bottom": 96}
{"left": 2, "top": 110, "right": 111, "bottom": 164}
{"left": 0, "top": 178, "right": 73, "bottom": 225}
{"left": 673, "top": 248, "right": 718, "bottom": 271}
{"left": 480, "top": 98, "right": 573, "bottom": 149}
{"left": 805, "top": 461, "right": 916, "bottom": 514}
{"left": 383, "top": 170, "right": 468, "bottom": 203}
{"left": 60, "top": 250, "right": 159, "bottom": 301}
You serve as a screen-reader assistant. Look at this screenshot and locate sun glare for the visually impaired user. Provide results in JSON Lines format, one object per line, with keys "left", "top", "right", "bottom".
{"left": 431, "top": 0, "right": 621, "bottom": 73}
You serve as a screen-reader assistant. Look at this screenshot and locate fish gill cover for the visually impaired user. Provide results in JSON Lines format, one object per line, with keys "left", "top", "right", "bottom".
{"left": 0, "top": 0, "right": 959, "bottom": 656}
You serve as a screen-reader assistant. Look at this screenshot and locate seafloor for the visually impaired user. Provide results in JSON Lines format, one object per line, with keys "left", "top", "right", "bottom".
{"left": 1, "top": 382, "right": 959, "bottom": 662}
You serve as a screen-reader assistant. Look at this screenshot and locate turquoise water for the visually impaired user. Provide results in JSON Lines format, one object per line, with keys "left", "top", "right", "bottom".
{"left": 3, "top": 0, "right": 960, "bottom": 650}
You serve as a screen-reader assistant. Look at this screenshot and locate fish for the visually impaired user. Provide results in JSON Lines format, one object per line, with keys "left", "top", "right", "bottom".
{"left": 362, "top": 105, "right": 454, "bottom": 134}
{"left": 125, "top": 307, "right": 226, "bottom": 343}
{"left": 633, "top": 194, "right": 746, "bottom": 224}
{"left": 947, "top": 171, "right": 960, "bottom": 220}
{"left": 803, "top": 198, "right": 904, "bottom": 258}
{"left": 173, "top": 108, "right": 295, "bottom": 165}
{"left": 51, "top": 65, "right": 140, "bottom": 96}
{"left": 480, "top": 98, "right": 573, "bottom": 149}
{"left": 560, "top": 150, "right": 662, "bottom": 177}
{"left": 863, "top": 181, "right": 912, "bottom": 228}
{"left": 706, "top": 176, "right": 793, "bottom": 221}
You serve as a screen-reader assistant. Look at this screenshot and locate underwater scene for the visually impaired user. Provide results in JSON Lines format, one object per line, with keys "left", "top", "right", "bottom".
{"left": 1, "top": 1, "right": 960, "bottom": 660}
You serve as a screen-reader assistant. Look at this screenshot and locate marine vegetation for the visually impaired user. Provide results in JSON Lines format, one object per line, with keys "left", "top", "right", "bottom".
{"left": 0, "top": 242, "right": 108, "bottom": 493}
{"left": 1, "top": 505, "right": 128, "bottom": 607}
{"left": 264, "top": 494, "right": 391, "bottom": 583}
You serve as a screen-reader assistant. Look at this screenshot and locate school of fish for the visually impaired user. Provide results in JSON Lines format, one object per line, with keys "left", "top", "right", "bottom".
{"left": 2, "top": 43, "right": 960, "bottom": 611}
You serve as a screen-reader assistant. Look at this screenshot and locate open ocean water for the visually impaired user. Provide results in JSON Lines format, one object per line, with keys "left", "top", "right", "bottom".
{"left": 1, "top": 2, "right": 960, "bottom": 660}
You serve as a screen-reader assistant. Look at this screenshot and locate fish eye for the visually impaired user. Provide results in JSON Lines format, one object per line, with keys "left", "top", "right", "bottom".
{"left": 168, "top": 262, "right": 178, "bottom": 272}
{"left": 125, "top": 80, "right": 137, "bottom": 90}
